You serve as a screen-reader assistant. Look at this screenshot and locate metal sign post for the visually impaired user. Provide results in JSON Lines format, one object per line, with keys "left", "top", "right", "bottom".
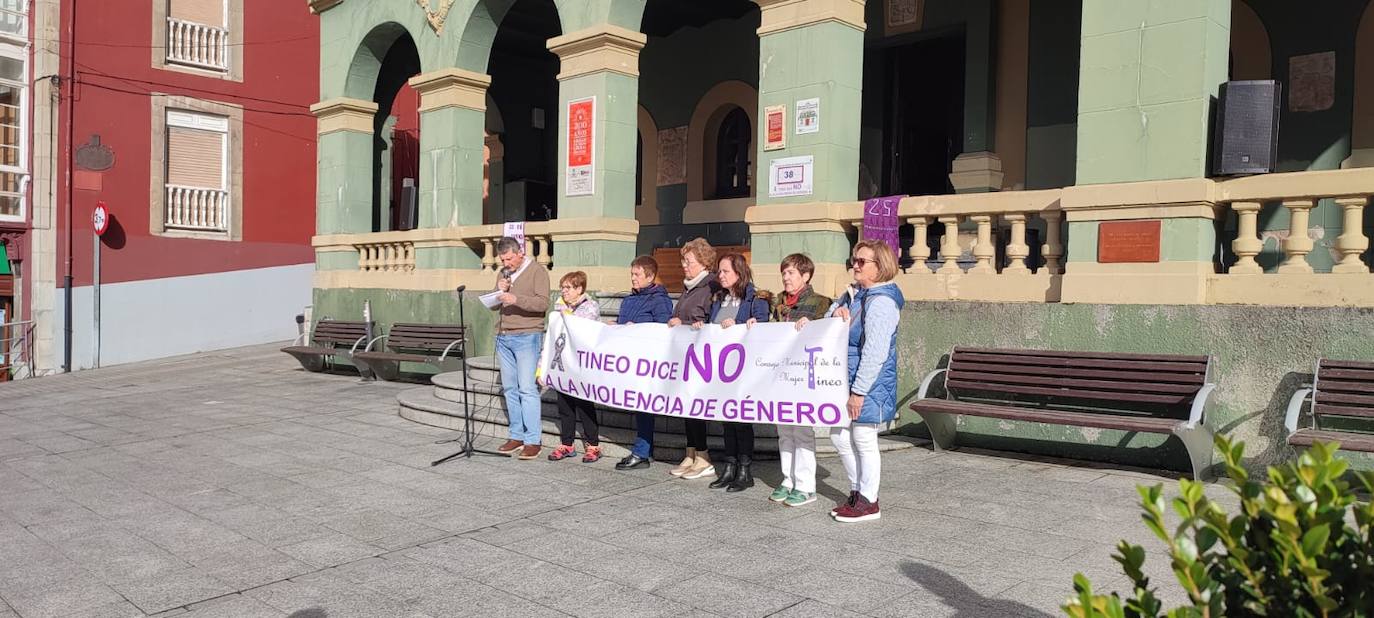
{"left": 91, "top": 202, "right": 108, "bottom": 368}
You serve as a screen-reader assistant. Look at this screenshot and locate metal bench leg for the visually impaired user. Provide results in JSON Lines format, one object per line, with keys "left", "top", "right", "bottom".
{"left": 915, "top": 411, "right": 959, "bottom": 451}
{"left": 1172, "top": 424, "right": 1215, "bottom": 481}
{"left": 285, "top": 352, "right": 327, "bottom": 373}
{"left": 351, "top": 358, "right": 392, "bottom": 381}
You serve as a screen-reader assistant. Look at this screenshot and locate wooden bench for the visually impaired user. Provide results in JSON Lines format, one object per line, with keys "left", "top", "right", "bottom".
{"left": 351, "top": 323, "right": 466, "bottom": 381}
{"left": 910, "top": 347, "right": 1217, "bottom": 480}
{"left": 1285, "top": 359, "right": 1374, "bottom": 453}
{"left": 281, "top": 320, "right": 373, "bottom": 373}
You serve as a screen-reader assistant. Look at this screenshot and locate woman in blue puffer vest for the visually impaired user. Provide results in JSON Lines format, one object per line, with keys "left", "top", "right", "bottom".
{"left": 798, "top": 239, "right": 904, "bottom": 523}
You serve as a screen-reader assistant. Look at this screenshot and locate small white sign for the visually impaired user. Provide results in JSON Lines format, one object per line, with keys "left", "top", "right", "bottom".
{"left": 502, "top": 221, "right": 526, "bottom": 249}
{"left": 768, "top": 155, "right": 814, "bottom": 198}
{"left": 796, "top": 98, "right": 820, "bottom": 135}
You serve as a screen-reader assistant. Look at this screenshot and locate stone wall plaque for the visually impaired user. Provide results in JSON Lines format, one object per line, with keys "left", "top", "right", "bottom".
{"left": 1098, "top": 220, "right": 1161, "bottom": 263}
{"left": 886, "top": 0, "right": 923, "bottom": 35}
{"left": 656, "top": 126, "right": 687, "bottom": 186}
{"left": 1288, "top": 51, "right": 1335, "bottom": 113}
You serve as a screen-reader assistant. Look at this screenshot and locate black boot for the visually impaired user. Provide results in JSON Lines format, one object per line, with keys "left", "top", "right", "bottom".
{"left": 709, "top": 457, "right": 738, "bottom": 489}
{"left": 727, "top": 456, "right": 754, "bottom": 492}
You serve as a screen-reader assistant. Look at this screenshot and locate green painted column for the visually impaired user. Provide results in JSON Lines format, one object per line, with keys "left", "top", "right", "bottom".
{"left": 1075, "top": 0, "right": 1231, "bottom": 184}
{"left": 749, "top": 0, "right": 866, "bottom": 296}
{"left": 311, "top": 98, "right": 377, "bottom": 236}
{"left": 407, "top": 69, "right": 490, "bottom": 269}
{"left": 546, "top": 25, "right": 646, "bottom": 286}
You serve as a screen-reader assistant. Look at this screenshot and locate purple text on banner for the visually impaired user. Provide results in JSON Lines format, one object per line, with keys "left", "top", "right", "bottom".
{"left": 861, "top": 196, "right": 903, "bottom": 255}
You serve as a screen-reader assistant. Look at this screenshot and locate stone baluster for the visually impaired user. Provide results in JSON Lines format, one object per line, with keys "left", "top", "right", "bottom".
{"left": 1277, "top": 199, "right": 1315, "bottom": 274}
{"left": 1333, "top": 196, "right": 1370, "bottom": 274}
{"left": 968, "top": 215, "right": 996, "bottom": 274}
{"left": 481, "top": 239, "right": 496, "bottom": 271}
{"left": 1229, "top": 201, "right": 1263, "bottom": 274}
{"left": 1041, "top": 211, "right": 1063, "bottom": 274}
{"left": 536, "top": 236, "right": 552, "bottom": 268}
{"left": 908, "top": 217, "right": 932, "bottom": 274}
{"left": 937, "top": 216, "right": 962, "bottom": 274}
{"left": 1003, "top": 213, "right": 1030, "bottom": 274}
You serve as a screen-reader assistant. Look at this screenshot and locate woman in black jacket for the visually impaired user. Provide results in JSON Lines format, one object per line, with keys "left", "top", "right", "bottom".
{"left": 666, "top": 238, "right": 719, "bottom": 480}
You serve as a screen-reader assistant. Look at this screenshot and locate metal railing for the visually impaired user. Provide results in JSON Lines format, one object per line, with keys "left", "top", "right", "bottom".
{"left": 165, "top": 185, "right": 230, "bottom": 232}
{"left": 0, "top": 320, "right": 35, "bottom": 380}
{"left": 166, "top": 17, "right": 229, "bottom": 72}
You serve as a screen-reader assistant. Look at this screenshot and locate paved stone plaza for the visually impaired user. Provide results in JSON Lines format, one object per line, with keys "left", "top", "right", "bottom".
{"left": 0, "top": 344, "right": 1201, "bottom": 617}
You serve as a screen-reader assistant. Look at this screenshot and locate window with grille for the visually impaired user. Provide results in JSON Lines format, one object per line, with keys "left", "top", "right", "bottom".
{"left": 164, "top": 110, "right": 230, "bottom": 233}
{"left": 714, "top": 107, "right": 751, "bottom": 199}
{"left": 166, "top": 0, "right": 230, "bottom": 72}
{"left": 0, "top": 40, "right": 24, "bottom": 221}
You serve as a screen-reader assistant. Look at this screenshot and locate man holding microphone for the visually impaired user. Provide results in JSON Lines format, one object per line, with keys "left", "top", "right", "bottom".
{"left": 490, "top": 236, "right": 551, "bottom": 460}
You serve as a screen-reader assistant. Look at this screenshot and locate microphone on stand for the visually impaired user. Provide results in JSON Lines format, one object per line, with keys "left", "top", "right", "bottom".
{"left": 456, "top": 285, "right": 466, "bottom": 293}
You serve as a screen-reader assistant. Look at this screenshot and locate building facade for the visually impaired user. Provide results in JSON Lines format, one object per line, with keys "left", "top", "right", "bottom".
{"left": 4, "top": 0, "right": 320, "bottom": 375}
{"left": 311, "top": 0, "right": 1374, "bottom": 469}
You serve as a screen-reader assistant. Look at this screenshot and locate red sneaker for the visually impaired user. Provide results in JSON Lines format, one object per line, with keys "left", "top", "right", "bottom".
{"left": 548, "top": 444, "right": 577, "bottom": 461}
{"left": 830, "top": 491, "right": 858, "bottom": 517}
{"left": 582, "top": 445, "right": 602, "bottom": 463}
{"left": 833, "top": 494, "right": 880, "bottom": 523}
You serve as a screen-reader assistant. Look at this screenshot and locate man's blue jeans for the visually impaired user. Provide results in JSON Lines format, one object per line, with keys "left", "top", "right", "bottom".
{"left": 496, "top": 332, "right": 544, "bottom": 445}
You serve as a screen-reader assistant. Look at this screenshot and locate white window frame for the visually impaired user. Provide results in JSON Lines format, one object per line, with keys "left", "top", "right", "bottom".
{"left": 0, "top": 39, "right": 27, "bottom": 223}
{"left": 0, "top": 0, "right": 27, "bottom": 44}
{"left": 166, "top": 109, "right": 229, "bottom": 191}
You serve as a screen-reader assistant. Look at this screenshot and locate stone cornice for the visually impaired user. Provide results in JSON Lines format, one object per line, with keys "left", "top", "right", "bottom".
{"left": 310, "top": 97, "right": 378, "bottom": 135}
{"left": 547, "top": 25, "right": 647, "bottom": 80}
{"left": 755, "top": 0, "right": 866, "bottom": 37}
{"left": 408, "top": 69, "right": 491, "bottom": 113}
{"left": 308, "top": 0, "right": 343, "bottom": 15}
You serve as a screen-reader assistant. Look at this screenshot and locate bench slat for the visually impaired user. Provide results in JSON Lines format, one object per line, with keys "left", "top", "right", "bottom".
{"left": 1288, "top": 428, "right": 1374, "bottom": 452}
{"left": 1319, "top": 359, "right": 1374, "bottom": 371}
{"left": 911, "top": 399, "right": 1180, "bottom": 433}
{"left": 1316, "top": 391, "right": 1374, "bottom": 408}
{"left": 946, "top": 370, "right": 1201, "bottom": 395}
{"left": 945, "top": 379, "right": 1191, "bottom": 405}
{"left": 953, "top": 352, "right": 1207, "bottom": 375}
{"left": 354, "top": 351, "right": 429, "bottom": 363}
{"left": 948, "top": 361, "right": 1206, "bottom": 385}
{"left": 1313, "top": 379, "right": 1374, "bottom": 395}
{"left": 954, "top": 347, "right": 1209, "bottom": 364}
{"left": 1317, "top": 368, "right": 1374, "bottom": 382}
{"left": 1313, "top": 403, "right": 1374, "bottom": 419}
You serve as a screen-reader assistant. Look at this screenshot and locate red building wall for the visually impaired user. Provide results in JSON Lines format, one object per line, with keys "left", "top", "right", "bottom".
{"left": 56, "top": 0, "right": 319, "bottom": 288}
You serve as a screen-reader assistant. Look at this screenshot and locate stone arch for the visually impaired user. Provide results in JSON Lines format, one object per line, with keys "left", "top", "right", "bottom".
{"left": 686, "top": 80, "right": 758, "bottom": 202}
{"left": 1229, "top": 0, "right": 1270, "bottom": 81}
{"left": 1351, "top": 2, "right": 1374, "bottom": 165}
{"left": 343, "top": 22, "right": 425, "bottom": 101}
{"left": 637, "top": 105, "right": 659, "bottom": 225}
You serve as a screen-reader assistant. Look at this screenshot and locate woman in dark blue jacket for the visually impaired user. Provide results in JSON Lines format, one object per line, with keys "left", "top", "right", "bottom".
{"left": 693, "top": 253, "right": 770, "bottom": 492}
{"left": 614, "top": 255, "right": 674, "bottom": 471}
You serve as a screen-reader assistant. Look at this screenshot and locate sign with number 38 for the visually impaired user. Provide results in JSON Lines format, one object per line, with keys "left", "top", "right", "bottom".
{"left": 768, "top": 155, "right": 814, "bottom": 198}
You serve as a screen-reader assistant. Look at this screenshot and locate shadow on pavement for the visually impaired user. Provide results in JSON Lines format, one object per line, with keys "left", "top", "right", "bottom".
{"left": 900, "top": 560, "right": 1055, "bottom": 618}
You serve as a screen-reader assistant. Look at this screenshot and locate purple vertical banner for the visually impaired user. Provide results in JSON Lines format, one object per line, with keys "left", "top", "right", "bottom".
{"left": 861, "top": 195, "right": 902, "bottom": 254}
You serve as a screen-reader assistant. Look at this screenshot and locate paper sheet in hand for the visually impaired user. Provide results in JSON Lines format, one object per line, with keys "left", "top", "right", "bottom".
{"left": 479, "top": 291, "right": 504, "bottom": 309}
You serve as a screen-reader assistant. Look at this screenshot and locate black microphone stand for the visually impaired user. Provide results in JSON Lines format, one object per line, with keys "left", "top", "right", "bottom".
{"left": 432, "top": 285, "right": 503, "bottom": 465}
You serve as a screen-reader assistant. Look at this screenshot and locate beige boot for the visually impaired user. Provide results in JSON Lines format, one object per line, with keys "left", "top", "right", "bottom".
{"left": 682, "top": 452, "right": 716, "bottom": 480}
{"left": 669, "top": 448, "right": 697, "bottom": 476}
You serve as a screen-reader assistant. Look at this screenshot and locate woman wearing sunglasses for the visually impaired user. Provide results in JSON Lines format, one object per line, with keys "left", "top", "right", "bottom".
{"left": 795, "top": 239, "right": 904, "bottom": 522}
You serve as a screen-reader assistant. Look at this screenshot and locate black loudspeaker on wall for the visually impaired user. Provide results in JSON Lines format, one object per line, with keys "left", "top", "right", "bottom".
{"left": 1212, "top": 80, "right": 1281, "bottom": 176}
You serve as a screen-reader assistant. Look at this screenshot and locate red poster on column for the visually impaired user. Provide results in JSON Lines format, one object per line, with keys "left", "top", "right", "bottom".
{"left": 566, "top": 97, "right": 596, "bottom": 196}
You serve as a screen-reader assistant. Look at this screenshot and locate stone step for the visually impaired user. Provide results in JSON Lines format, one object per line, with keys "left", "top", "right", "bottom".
{"left": 398, "top": 386, "right": 916, "bottom": 459}
{"left": 458, "top": 356, "right": 501, "bottom": 384}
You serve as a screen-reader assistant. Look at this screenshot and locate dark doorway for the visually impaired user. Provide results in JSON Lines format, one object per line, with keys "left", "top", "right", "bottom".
{"left": 880, "top": 34, "right": 965, "bottom": 197}
{"left": 372, "top": 33, "right": 420, "bottom": 233}
{"left": 488, "top": 0, "right": 562, "bottom": 223}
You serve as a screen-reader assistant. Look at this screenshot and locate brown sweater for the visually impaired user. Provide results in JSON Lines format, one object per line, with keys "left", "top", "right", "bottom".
{"left": 492, "top": 258, "right": 550, "bottom": 334}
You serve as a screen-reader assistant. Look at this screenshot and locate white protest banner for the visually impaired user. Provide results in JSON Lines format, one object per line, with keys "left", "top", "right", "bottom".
{"left": 538, "top": 314, "right": 851, "bottom": 428}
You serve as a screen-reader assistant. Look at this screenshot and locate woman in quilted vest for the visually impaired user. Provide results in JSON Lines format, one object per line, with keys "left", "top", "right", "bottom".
{"left": 797, "top": 240, "right": 904, "bottom": 523}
